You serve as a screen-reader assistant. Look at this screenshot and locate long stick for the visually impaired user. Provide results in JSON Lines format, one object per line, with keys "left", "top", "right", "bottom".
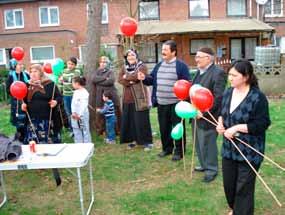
{"left": 25, "top": 109, "right": 40, "bottom": 144}
{"left": 229, "top": 139, "right": 282, "bottom": 207}
{"left": 203, "top": 115, "right": 285, "bottom": 172}
{"left": 207, "top": 111, "right": 218, "bottom": 124}
{"left": 236, "top": 137, "right": 285, "bottom": 171}
{"left": 47, "top": 83, "right": 56, "bottom": 140}
{"left": 190, "top": 118, "right": 197, "bottom": 180}
{"left": 181, "top": 119, "right": 186, "bottom": 173}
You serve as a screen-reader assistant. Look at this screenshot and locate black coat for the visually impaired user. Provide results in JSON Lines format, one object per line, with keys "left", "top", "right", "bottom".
{"left": 192, "top": 64, "right": 227, "bottom": 129}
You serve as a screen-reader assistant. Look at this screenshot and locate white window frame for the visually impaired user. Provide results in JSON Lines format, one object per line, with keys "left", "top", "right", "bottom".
{"left": 265, "top": 0, "right": 284, "bottom": 17}
{"left": 30, "top": 45, "right": 55, "bottom": 63}
{"left": 190, "top": 39, "right": 215, "bottom": 55}
{"left": 139, "top": 0, "right": 160, "bottom": 21}
{"left": 39, "top": 6, "right": 60, "bottom": 27}
{"left": 227, "top": 0, "right": 247, "bottom": 16}
{"left": 79, "top": 44, "right": 87, "bottom": 63}
{"left": 189, "top": 0, "right": 210, "bottom": 18}
{"left": 4, "top": 8, "right": 24, "bottom": 29}
{"left": 0, "top": 48, "right": 7, "bottom": 65}
{"left": 101, "top": 2, "right": 109, "bottom": 24}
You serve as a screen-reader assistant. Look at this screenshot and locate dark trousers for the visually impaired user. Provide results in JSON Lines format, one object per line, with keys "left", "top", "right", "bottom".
{"left": 120, "top": 103, "right": 152, "bottom": 145}
{"left": 222, "top": 158, "right": 260, "bottom": 215}
{"left": 157, "top": 104, "right": 186, "bottom": 156}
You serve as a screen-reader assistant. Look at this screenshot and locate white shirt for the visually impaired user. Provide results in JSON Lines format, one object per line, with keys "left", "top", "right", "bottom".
{"left": 71, "top": 88, "right": 89, "bottom": 117}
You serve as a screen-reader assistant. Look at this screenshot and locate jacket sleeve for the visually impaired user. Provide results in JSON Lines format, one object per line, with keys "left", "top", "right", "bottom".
{"left": 98, "top": 70, "right": 116, "bottom": 86}
{"left": 53, "top": 83, "right": 63, "bottom": 104}
{"left": 143, "top": 63, "right": 158, "bottom": 86}
{"left": 125, "top": 64, "right": 148, "bottom": 82}
{"left": 118, "top": 68, "right": 132, "bottom": 87}
{"left": 178, "top": 61, "right": 191, "bottom": 81}
{"left": 247, "top": 92, "right": 271, "bottom": 135}
{"left": 6, "top": 75, "right": 13, "bottom": 95}
{"left": 92, "top": 70, "right": 107, "bottom": 84}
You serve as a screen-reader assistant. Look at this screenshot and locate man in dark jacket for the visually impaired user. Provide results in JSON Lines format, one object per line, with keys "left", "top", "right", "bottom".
{"left": 138, "top": 40, "right": 191, "bottom": 161}
{"left": 192, "top": 47, "right": 227, "bottom": 182}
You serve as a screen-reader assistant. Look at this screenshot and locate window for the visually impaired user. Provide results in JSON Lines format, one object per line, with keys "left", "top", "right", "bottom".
{"left": 102, "top": 3, "right": 109, "bottom": 24}
{"left": 30, "top": 46, "right": 55, "bottom": 63}
{"left": 39, "top": 7, "right": 59, "bottom": 26}
{"left": 4, "top": 9, "right": 24, "bottom": 29}
{"left": 189, "top": 0, "right": 209, "bottom": 17}
{"left": 230, "top": 37, "right": 257, "bottom": 61}
{"left": 140, "top": 42, "right": 157, "bottom": 63}
{"left": 190, "top": 39, "right": 214, "bottom": 55}
{"left": 265, "top": 0, "right": 283, "bottom": 17}
{"left": 227, "top": 0, "right": 246, "bottom": 16}
{"left": 0, "top": 49, "right": 6, "bottom": 65}
{"left": 139, "top": 0, "right": 159, "bottom": 20}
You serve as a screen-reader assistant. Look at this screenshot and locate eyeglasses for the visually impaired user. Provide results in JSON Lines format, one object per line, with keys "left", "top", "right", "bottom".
{"left": 195, "top": 56, "right": 209, "bottom": 59}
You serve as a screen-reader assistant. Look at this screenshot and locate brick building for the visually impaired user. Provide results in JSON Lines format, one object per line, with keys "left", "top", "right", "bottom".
{"left": 0, "top": 0, "right": 284, "bottom": 68}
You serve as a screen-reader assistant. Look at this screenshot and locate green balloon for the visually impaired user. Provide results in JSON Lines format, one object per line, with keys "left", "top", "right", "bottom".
{"left": 175, "top": 101, "right": 198, "bottom": 119}
{"left": 52, "top": 58, "right": 65, "bottom": 77}
{"left": 171, "top": 123, "right": 184, "bottom": 140}
{"left": 48, "top": 74, "right": 58, "bottom": 84}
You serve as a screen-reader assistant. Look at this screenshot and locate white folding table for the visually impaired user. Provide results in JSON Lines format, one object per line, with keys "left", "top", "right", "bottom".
{"left": 0, "top": 143, "right": 95, "bottom": 215}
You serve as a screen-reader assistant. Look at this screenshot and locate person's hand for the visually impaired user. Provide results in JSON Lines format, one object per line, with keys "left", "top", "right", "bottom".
{"left": 21, "top": 103, "right": 27, "bottom": 112}
{"left": 49, "top": 100, "right": 57, "bottom": 108}
{"left": 96, "top": 108, "right": 101, "bottom": 112}
{"left": 224, "top": 126, "right": 238, "bottom": 140}
{"left": 72, "top": 113, "right": 80, "bottom": 120}
{"left": 137, "top": 72, "right": 145, "bottom": 80}
{"left": 58, "top": 76, "right": 63, "bottom": 82}
{"left": 123, "top": 74, "right": 127, "bottom": 79}
{"left": 216, "top": 116, "right": 225, "bottom": 135}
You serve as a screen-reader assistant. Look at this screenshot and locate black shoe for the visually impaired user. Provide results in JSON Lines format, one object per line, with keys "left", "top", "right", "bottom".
{"left": 194, "top": 166, "right": 205, "bottom": 172}
{"left": 172, "top": 154, "right": 182, "bottom": 161}
{"left": 158, "top": 151, "right": 172, "bottom": 158}
{"left": 202, "top": 174, "right": 217, "bottom": 183}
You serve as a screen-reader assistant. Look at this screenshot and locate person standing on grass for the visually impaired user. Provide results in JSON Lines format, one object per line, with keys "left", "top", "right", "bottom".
{"left": 96, "top": 91, "right": 116, "bottom": 144}
{"left": 58, "top": 57, "right": 81, "bottom": 135}
{"left": 192, "top": 47, "right": 227, "bottom": 183}
{"left": 216, "top": 59, "right": 270, "bottom": 215}
{"left": 6, "top": 59, "right": 30, "bottom": 142}
{"left": 118, "top": 49, "right": 153, "bottom": 151}
{"left": 71, "top": 76, "right": 92, "bottom": 143}
{"left": 138, "top": 40, "right": 190, "bottom": 160}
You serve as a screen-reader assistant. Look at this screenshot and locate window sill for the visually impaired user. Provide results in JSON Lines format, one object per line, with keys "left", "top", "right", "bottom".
{"left": 5, "top": 26, "right": 24, "bottom": 30}
{"left": 40, "top": 24, "right": 60, "bottom": 27}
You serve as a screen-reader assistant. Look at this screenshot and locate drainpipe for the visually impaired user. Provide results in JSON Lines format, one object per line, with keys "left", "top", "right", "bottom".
{"left": 257, "top": 3, "right": 259, "bottom": 20}
{"left": 249, "top": 0, "right": 252, "bottom": 17}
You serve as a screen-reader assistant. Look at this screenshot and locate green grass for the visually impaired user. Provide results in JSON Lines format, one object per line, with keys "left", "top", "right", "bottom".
{"left": 0, "top": 100, "right": 285, "bottom": 215}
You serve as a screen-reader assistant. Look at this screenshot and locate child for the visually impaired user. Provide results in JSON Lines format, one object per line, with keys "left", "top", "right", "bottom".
{"left": 96, "top": 91, "right": 116, "bottom": 144}
{"left": 58, "top": 57, "right": 81, "bottom": 134}
{"left": 71, "top": 76, "right": 91, "bottom": 143}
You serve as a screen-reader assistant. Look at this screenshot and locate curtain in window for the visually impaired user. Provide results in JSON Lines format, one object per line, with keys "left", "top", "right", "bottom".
{"left": 227, "top": 0, "right": 246, "bottom": 16}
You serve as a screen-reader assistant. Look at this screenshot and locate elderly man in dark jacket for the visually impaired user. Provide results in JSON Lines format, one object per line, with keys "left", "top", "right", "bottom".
{"left": 192, "top": 47, "right": 227, "bottom": 183}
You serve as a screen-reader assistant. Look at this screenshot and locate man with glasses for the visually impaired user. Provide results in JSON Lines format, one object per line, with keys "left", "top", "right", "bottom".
{"left": 192, "top": 47, "right": 227, "bottom": 182}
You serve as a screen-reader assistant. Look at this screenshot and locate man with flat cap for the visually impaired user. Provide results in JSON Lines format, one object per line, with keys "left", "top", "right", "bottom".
{"left": 193, "top": 47, "right": 227, "bottom": 183}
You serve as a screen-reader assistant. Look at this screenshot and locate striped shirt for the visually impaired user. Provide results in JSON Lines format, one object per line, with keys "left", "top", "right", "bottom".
{"left": 58, "top": 68, "right": 81, "bottom": 96}
{"left": 99, "top": 100, "right": 115, "bottom": 118}
{"left": 156, "top": 58, "right": 179, "bottom": 105}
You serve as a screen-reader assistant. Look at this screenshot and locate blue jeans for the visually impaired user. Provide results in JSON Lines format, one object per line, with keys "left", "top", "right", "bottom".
{"left": 63, "top": 95, "right": 72, "bottom": 129}
{"left": 105, "top": 115, "right": 116, "bottom": 141}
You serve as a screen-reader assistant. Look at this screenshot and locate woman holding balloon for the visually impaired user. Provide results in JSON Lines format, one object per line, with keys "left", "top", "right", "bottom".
{"left": 21, "top": 64, "right": 62, "bottom": 144}
{"left": 6, "top": 59, "right": 29, "bottom": 142}
{"left": 216, "top": 60, "right": 271, "bottom": 215}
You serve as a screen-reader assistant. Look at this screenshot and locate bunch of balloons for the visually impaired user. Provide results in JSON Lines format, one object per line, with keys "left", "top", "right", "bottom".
{"left": 170, "top": 80, "right": 214, "bottom": 140}
{"left": 44, "top": 58, "right": 65, "bottom": 84}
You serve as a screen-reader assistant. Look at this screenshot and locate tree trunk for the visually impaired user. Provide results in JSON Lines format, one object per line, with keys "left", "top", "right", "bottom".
{"left": 85, "top": 0, "right": 103, "bottom": 131}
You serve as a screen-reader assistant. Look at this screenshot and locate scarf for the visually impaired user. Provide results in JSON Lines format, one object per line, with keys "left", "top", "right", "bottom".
{"left": 125, "top": 60, "right": 143, "bottom": 74}
{"left": 27, "top": 76, "right": 52, "bottom": 101}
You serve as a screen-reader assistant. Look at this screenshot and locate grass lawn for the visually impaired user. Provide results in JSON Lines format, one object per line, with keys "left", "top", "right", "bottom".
{"left": 0, "top": 100, "right": 285, "bottom": 215}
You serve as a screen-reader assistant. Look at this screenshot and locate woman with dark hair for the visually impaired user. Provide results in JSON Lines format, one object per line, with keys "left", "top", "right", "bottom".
{"left": 91, "top": 56, "right": 121, "bottom": 135}
{"left": 216, "top": 59, "right": 271, "bottom": 215}
{"left": 21, "top": 64, "right": 63, "bottom": 144}
{"left": 6, "top": 59, "right": 30, "bottom": 142}
{"left": 118, "top": 49, "right": 153, "bottom": 151}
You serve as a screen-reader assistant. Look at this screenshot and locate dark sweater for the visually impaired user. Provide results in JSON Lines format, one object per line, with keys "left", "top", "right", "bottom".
{"left": 221, "top": 87, "right": 271, "bottom": 165}
{"left": 27, "top": 82, "right": 62, "bottom": 120}
{"left": 143, "top": 59, "right": 191, "bottom": 107}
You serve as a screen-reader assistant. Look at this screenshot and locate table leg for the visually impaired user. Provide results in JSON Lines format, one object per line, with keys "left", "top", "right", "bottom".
{"left": 86, "top": 159, "right": 94, "bottom": 215}
{"left": 0, "top": 171, "right": 7, "bottom": 208}
{"left": 76, "top": 167, "right": 85, "bottom": 215}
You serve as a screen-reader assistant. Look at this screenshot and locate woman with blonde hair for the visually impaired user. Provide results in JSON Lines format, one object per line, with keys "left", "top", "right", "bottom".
{"left": 22, "top": 64, "right": 63, "bottom": 144}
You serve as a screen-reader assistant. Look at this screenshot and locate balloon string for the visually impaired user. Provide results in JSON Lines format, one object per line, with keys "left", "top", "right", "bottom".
{"left": 47, "top": 83, "right": 56, "bottom": 141}
{"left": 25, "top": 108, "right": 40, "bottom": 144}
{"left": 181, "top": 119, "right": 186, "bottom": 173}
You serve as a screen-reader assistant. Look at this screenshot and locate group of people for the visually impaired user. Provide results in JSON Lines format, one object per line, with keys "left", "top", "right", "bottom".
{"left": 6, "top": 40, "right": 271, "bottom": 215}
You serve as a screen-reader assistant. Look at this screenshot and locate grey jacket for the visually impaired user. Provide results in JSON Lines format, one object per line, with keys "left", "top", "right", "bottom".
{"left": 0, "top": 134, "right": 22, "bottom": 162}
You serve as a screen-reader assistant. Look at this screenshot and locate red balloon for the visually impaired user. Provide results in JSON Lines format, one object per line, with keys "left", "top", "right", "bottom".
{"left": 10, "top": 81, "right": 28, "bottom": 100}
{"left": 43, "top": 63, "right": 52, "bottom": 74}
{"left": 190, "top": 87, "right": 214, "bottom": 112}
{"left": 11, "top": 47, "right": 25, "bottom": 61}
{"left": 173, "top": 80, "right": 192, "bottom": 100}
{"left": 120, "top": 17, "right": 138, "bottom": 36}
